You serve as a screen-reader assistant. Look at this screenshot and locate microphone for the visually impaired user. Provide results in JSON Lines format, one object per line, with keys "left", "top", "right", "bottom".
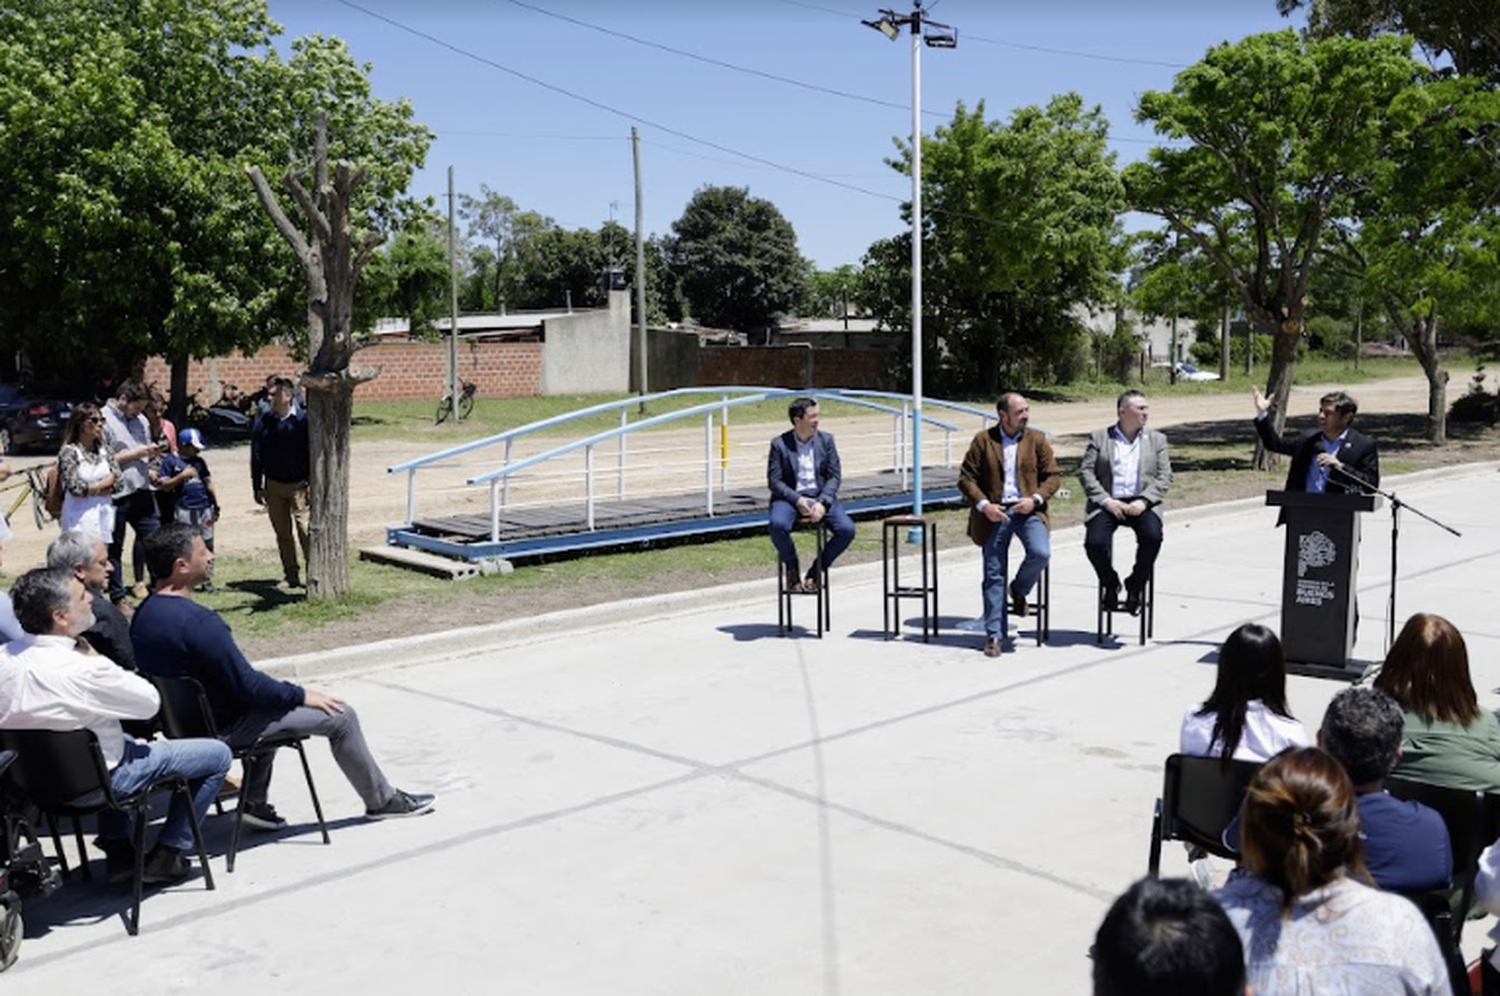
{"left": 1327, "top": 462, "right": 1374, "bottom": 494}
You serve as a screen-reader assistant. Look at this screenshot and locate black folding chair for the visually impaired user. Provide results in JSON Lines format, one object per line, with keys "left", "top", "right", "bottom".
{"left": 0, "top": 728, "right": 215, "bottom": 936}
{"left": 148, "top": 674, "right": 329, "bottom": 872}
{"left": 1385, "top": 774, "right": 1499, "bottom": 940}
{"left": 1402, "top": 889, "right": 1472, "bottom": 996}
{"left": 1146, "top": 753, "right": 1262, "bottom": 876}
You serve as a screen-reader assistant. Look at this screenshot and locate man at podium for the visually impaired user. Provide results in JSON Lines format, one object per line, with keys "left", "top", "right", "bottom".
{"left": 1252, "top": 388, "right": 1380, "bottom": 495}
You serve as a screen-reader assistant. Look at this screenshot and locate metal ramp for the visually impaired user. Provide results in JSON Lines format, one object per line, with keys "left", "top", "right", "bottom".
{"left": 388, "top": 468, "right": 965, "bottom": 561}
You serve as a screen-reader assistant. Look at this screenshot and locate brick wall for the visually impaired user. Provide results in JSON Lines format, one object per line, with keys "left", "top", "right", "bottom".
{"left": 696, "top": 346, "right": 893, "bottom": 391}
{"left": 142, "top": 340, "right": 543, "bottom": 403}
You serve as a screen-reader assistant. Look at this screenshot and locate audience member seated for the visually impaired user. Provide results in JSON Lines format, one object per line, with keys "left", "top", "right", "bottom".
{"left": 0, "top": 592, "right": 21, "bottom": 644}
{"left": 132, "top": 524, "right": 435, "bottom": 828}
{"left": 1374, "top": 612, "right": 1500, "bottom": 792}
{"left": 1181, "top": 623, "right": 1309, "bottom": 762}
{"left": 46, "top": 529, "right": 134, "bottom": 670}
{"left": 0, "top": 567, "right": 230, "bottom": 883}
{"left": 1092, "top": 876, "right": 1245, "bottom": 996}
{"left": 1471, "top": 835, "right": 1500, "bottom": 977}
{"left": 1320, "top": 687, "right": 1452, "bottom": 893}
{"left": 1216, "top": 747, "right": 1450, "bottom": 994}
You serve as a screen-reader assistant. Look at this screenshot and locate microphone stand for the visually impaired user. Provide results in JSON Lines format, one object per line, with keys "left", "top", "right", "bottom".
{"left": 1328, "top": 463, "right": 1461, "bottom": 650}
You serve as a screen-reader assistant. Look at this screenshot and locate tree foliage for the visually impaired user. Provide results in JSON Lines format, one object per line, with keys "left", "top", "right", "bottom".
{"left": 667, "top": 185, "right": 809, "bottom": 335}
{"left": 1125, "top": 31, "right": 1423, "bottom": 463}
{"left": 861, "top": 96, "right": 1125, "bottom": 394}
{"left": 1279, "top": 0, "right": 1500, "bottom": 79}
{"left": 0, "top": 0, "right": 429, "bottom": 400}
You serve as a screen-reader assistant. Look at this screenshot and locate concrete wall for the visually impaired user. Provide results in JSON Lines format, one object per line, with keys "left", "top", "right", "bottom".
{"left": 541, "top": 290, "right": 631, "bottom": 394}
{"left": 696, "top": 346, "right": 891, "bottom": 390}
{"left": 629, "top": 327, "right": 702, "bottom": 393}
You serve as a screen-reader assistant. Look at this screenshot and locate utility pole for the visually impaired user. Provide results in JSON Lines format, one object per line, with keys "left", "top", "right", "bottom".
{"left": 633, "top": 126, "right": 648, "bottom": 415}
{"left": 447, "top": 165, "right": 459, "bottom": 424}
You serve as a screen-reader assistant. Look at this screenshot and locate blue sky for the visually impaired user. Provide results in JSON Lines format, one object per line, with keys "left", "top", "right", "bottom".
{"left": 264, "top": 0, "right": 1305, "bottom": 270}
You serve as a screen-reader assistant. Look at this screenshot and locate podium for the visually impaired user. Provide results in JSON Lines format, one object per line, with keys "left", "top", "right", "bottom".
{"left": 1265, "top": 491, "right": 1381, "bottom": 678}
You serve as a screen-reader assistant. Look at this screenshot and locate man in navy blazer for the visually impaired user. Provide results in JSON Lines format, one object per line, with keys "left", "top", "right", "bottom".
{"left": 767, "top": 398, "right": 856, "bottom": 592}
{"left": 1253, "top": 388, "right": 1380, "bottom": 495}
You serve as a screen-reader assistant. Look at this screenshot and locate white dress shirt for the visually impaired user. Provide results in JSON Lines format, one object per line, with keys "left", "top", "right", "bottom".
{"left": 1109, "top": 425, "right": 1142, "bottom": 499}
{"left": 0, "top": 633, "right": 159, "bottom": 768}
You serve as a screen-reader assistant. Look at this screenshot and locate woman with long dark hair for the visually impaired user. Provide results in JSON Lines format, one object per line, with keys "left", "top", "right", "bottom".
{"left": 1375, "top": 612, "right": 1500, "bottom": 791}
{"left": 1181, "top": 623, "right": 1308, "bottom": 762}
{"left": 57, "top": 402, "right": 121, "bottom": 538}
{"left": 1216, "top": 747, "right": 1448, "bottom": 993}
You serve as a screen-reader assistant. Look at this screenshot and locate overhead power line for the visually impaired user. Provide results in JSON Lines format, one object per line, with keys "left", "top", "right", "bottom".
{"left": 334, "top": 0, "right": 908, "bottom": 206}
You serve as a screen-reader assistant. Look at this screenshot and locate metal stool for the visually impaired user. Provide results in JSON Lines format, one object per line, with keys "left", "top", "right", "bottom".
{"left": 882, "top": 516, "right": 938, "bottom": 641}
{"left": 1024, "top": 564, "right": 1051, "bottom": 646}
{"left": 777, "top": 517, "right": 831, "bottom": 638}
{"left": 1097, "top": 569, "right": 1155, "bottom": 645}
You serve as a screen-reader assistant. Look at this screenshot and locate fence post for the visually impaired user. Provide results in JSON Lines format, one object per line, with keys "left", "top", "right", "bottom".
{"left": 586, "top": 444, "right": 595, "bottom": 531}
{"left": 490, "top": 480, "right": 500, "bottom": 542}
{"left": 501, "top": 437, "right": 513, "bottom": 510}
{"left": 405, "top": 469, "right": 416, "bottom": 525}
{"left": 618, "top": 408, "right": 627, "bottom": 499}
{"left": 704, "top": 412, "right": 715, "bottom": 515}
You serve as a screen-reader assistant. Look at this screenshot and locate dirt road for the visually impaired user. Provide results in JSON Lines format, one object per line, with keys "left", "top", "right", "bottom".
{"left": 0, "top": 376, "right": 1456, "bottom": 575}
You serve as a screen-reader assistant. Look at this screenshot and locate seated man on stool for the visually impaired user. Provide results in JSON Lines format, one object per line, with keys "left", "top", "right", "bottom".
{"left": 1080, "top": 390, "right": 1172, "bottom": 615}
{"left": 958, "top": 393, "right": 1060, "bottom": 657}
{"left": 767, "top": 398, "right": 856, "bottom": 593}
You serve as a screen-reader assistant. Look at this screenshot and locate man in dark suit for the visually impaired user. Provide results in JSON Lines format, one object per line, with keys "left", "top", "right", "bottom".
{"left": 1079, "top": 390, "right": 1172, "bottom": 615}
{"left": 1253, "top": 387, "right": 1380, "bottom": 495}
{"left": 958, "top": 393, "right": 1061, "bottom": 657}
{"left": 767, "top": 398, "right": 856, "bottom": 593}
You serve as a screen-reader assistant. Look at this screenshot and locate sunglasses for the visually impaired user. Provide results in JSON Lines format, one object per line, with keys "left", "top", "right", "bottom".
{"left": 85, "top": 417, "right": 105, "bottom": 424}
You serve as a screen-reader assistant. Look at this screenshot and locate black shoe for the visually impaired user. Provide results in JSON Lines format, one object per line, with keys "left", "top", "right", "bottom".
{"left": 1009, "top": 582, "right": 1027, "bottom": 618}
{"left": 1123, "top": 580, "right": 1144, "bottom": 616}
{"left": 237, "top": 800, "right": 288, "bottom": 832}
{"left": 98, "top": 837, "right": 137, "bottom": 885}
{"left": 366, "top": 789, "right": 436, "bottom": 820}
{"left": 1102, "top": 577, "right": 1121, "bottom": 613}
{"left": 140, "top": 845, "right": 192, "bottom": 885}
{"left": 784, "top": 563, "right": 801, "bottom": 593}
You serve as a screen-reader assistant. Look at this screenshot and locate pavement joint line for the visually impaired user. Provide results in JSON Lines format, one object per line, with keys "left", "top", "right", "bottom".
{"left": 258, "top": 462, "right": 1498, "bottom": 685}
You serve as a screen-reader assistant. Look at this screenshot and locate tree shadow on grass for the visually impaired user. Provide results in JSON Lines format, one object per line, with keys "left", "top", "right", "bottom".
{"left": 225, "top": 578, "right": 305, "bottom": 614}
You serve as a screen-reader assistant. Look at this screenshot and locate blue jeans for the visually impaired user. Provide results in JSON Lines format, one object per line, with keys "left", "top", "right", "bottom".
{"left": 100, "top": 736, "right": 232, "bottom": 852}
{"left": 981, "top": 512, "right": 1050, "bottom": 640}
{"left": 768, "top": 499, "right": 856, "bottom": 574}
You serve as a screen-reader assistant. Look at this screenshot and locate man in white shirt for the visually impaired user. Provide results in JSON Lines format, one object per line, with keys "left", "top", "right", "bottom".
{"left": 1079, "top": 390, "right": 1172, "bottom": 615}
{"left": 0, "top": 567, "right": 230, "bottom": 883}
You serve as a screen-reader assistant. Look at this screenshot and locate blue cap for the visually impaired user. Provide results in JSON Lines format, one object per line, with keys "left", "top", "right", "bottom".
{"left": 177, "top": 428, "right": 208, "bottom": 450}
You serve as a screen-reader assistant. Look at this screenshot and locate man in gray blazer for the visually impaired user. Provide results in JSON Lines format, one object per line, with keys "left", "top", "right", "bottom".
{"left": 767, "top": 398, "right": 856, "bottom": 592}
{"left": 1079, "top": 390, "right": 1172, "bottom": 614}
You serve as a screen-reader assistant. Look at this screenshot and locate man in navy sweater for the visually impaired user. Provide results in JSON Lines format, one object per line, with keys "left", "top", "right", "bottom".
{"left": 250, "top": 377, "right": 310, "bottom": 592}
{"left": 132, "top": 524, "right": 434, "bottom": 828}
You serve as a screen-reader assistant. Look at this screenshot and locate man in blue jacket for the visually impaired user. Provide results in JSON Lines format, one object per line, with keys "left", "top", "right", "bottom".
{"left": 250, "top": 377, "right": 310, "bottom": 592}
{"left": 767, "top": 398, "right": 856, "bottom": 593}
{"left": 133, "top": 524, "right": 435, "bottom": 828}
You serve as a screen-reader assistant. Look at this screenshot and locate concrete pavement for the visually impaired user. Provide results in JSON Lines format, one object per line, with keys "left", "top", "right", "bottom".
{"left": 7, "top": 462, "right": 1500, "bottom": 994}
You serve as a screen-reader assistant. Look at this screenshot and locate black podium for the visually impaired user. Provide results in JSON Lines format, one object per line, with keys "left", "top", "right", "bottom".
{"left": 1265, "top": 491, "right": 1381, "bottom": 678}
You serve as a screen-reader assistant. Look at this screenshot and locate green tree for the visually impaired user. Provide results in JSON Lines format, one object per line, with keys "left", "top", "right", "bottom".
{"left": 0, "top": 1, "right": 429, "bottom": 411}
{"left": 667, "top": 185, "right": 808, "bottom": 336}
{"left": 805, "top": 265, "right": 861, "bottom": 318}
{"left": 358, "top": 213, "right": 452, "bottom": 337}
{"left": 1125, "top": 31, "right": 1423, "bottom": 466}
{"left": 1278, "top": 0, "right": 1500, "bottom": 79}
{"left": 861, "top": 96, "right": 1125, "bottom": 394}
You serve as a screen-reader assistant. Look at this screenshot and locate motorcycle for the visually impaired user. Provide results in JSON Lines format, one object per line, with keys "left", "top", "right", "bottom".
{"left": 184, "top": 389, "right": 255, "bottom": 444}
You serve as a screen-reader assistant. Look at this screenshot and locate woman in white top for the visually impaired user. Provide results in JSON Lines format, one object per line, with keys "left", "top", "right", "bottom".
{"left": 57, "top": 403, "right": 121, "bottom": 539}
{"left": 1181, "top": 623, "right": 1309, "bottom": 761}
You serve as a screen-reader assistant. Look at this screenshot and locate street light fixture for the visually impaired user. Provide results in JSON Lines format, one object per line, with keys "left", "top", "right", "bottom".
{"left": 864, "top": 3, "right": 956, "bottom": 527}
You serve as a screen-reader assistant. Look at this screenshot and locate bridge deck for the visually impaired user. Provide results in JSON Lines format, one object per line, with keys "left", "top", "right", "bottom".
{"left": 388, "top": 467, "right": 965, "bottom": 562}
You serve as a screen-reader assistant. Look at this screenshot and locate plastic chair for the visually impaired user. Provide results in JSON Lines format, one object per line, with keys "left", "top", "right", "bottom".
{"left": 1146, "top": 753, "right": 1262, "bottom": 876}
{"left": 148, "top": 674, "right": 329, "bottom": 873}
{"left": 0, "top": 728, "right": 215, "bottom": 936}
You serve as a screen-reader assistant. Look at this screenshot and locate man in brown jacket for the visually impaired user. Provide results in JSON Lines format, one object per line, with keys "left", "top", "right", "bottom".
{"left": 958, "top": 393, "right": 1061, "bottom": 656}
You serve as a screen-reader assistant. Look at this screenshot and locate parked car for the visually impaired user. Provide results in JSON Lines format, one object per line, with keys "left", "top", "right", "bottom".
{"left": 1175, "top": 362, "right": 1220, "bottom": 382}
{"left": 0, "top": 385, "right": 73, "bottom": 454}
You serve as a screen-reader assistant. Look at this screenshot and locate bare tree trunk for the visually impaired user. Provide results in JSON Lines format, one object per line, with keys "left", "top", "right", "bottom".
{"left": 168, "top": 350, "right": 191, "bottom": 424}
{"left": 1384, "top": 297, "right": 1447, "bottom": 443}
{"left": 1252, "top": 310, "right": 1304, "bottom": 472}
{"left": 305, "top": 383, "right": 353, "bottom": 597}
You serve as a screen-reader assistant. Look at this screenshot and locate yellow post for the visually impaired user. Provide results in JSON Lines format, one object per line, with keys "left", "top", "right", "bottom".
{"left": 720, "top": 423, "right": 729, "bottom": 469}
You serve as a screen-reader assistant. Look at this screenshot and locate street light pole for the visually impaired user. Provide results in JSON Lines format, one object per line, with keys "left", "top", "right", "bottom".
{"left": 864, "top": 3, "right": 955, "bottom": 529}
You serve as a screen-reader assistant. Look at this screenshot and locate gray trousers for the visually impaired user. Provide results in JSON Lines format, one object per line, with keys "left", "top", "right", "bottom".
{"left": 220, "top": 703, "right": 394, "bottom": 811}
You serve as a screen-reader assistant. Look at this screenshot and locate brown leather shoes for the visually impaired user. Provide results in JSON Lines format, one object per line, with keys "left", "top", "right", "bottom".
{"left": 984, "top": 638, "right": 1004, "bottom": 658}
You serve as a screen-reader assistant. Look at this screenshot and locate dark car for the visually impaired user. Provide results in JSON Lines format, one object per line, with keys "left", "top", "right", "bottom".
{"left": 0, "top": 385, "right": 73, "bottom": 455}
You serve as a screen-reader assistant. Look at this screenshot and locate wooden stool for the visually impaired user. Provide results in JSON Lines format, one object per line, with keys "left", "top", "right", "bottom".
{"left": 1024, "top": 564, "right": 1051, "bottom": 646}
{"left": 1097, "top": 569, "right": 1155, "bottom": 645}
{"left": 777, "top": 517, "right": 831, "bottom": 638}
{"left": 882, "top": 516, "right": 938, "bottom": 641}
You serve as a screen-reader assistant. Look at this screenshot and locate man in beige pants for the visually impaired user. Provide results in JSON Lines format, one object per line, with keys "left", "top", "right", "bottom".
{"left": 249, "top": 377, "right": 309, "bottom": 591}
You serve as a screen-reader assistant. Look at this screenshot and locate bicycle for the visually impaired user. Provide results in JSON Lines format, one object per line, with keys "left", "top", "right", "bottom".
{"left": 435, "top": 381, "right": 477, "bottom": 424}
{"left": 0, "top": 464, "right": 51, "bottom": 532}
